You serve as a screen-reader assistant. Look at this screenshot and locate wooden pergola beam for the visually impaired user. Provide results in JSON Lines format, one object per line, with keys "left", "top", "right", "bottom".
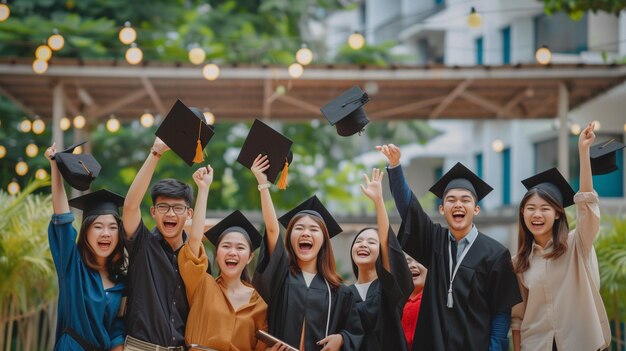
{"left": 87, "top": 89, "right": 148, "bottom": 120}
{"left": 276, "top": 94, "right": 320, "bottom": 115}
{"left": 497, "top": 87, "right": 532, "bottom": 118}
{"left": 0, "top": 84, "right": 37, "bottom": 116}
{"left": 460, "top": 91, "right": 521, "bottom": 117}
{"left": 430, "top": 79, "right": 473, "bottom": 118}
{"left": 141, "top": 77, "right": 166, "bottom": 116}
{"left": 370, "top": 96, "right": 445, "bottom": 119}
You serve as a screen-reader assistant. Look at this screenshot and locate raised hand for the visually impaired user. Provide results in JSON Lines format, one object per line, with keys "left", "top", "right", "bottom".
{"left": 579, "top": 122, "right": 596, "bottom": 150}
{"left": 152, "top": 136, "right": 170, "bottom": 156}
{"left": 45, "top": 143, "right": 57, "bottom": 162}
{"left": 376, "top": 144, "right": 401, "bottom": 167}
{"left": 192, "top": 165, "right": 213, "bottom": 190}
{"left": 360, "top": 168, "right": 384, "bottom": 201}
{"left": 251, "top": 154, "right": 270, "bottom": 185}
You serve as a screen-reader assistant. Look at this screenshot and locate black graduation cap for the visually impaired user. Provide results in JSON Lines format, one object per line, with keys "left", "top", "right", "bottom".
{"left": 68, "top": 189, "right": 125, "bottom": 217}
{"left": 521, "top": 167, "right": 576, "bottom": 208}
{"left": 237, "top": 119, "right": 293, "bottom": 187}
{"left": 429, "top": 162, "right": 493, "bottom": 202}
{"left": 52, "top": 141, "right": 101, "bottom": 191}
{"left": 320, "top": 86, "right": 370, "bottom": 137}
{"left": 155, "top": 99, "right": 215, "bottom": 166}
{"left": 278, "top": 195, "right": 343, "bottom": 238}
{"left": 204, "top": 210, "right": 262, "bottom": 251}
{"left": 590, "top": 139, "right": 625, "bottom": 175}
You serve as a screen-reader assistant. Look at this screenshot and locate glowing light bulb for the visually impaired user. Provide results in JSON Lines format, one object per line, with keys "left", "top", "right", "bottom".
{"left": 288, "top": 63, "right": 304, "bottom": 79}
{"left": 19, "top": 119, "right": 32, "bottom": 133}
{"left": 0, "top": 3, "right": 10, "bottom": 22}
{"left": 73, "top": 115, "right": 86, "bottom": 129}
{"left": 25, "top": 143, "right": 38, "bottom": 158}
{"left": 467, "top": 7, "right": 483, "bottom": 29}
{"left": 296, "top": 45, "right": 313, "bottom": 65}
{"left": 535, "top": 46, "right": 552, "bottom": 65}
{"left": 48, "top": 31, "right": 65, "bottom": 51}
{"left": 202, "top": 63, "right": 220, "bottom": 81}
{"left": 348, "top": 32, "right": 365, "bottom": 50}
{"left": 7, "top": 180, "right": 20, "bottom": 195}
{"left": 0, "top": 145, "right": 5, "bottom": 158}
{"left": 32, "top": 60, "right": 48, "bottom": 74}
{"left": 140, "top": 112, "right": 154, "bottom": 128}
{"left": 491, "top": 139, "right": 505, "bottom": 153}
{"left": 74, "top": 145, "right": 83, "bottom": 154}
{"left": 570, "top": 123, "right": 581, "bottom": 135}
{"left": 32, "top": 119, "right": 45, "bottom": 134}
{"left": 203, "top": 111, "right": 215, "bottom": 125}
{"left": 119, "top": 22, "right": 137, "bottom": 45}
{"left": 15, "top": 160, "right": 28, "bottom": 176}
{"left": 35, "top": 168, "right": 48, "bottom": 180}
{"left": 106, "top": 116, "right": 120, "bottom": 132}
{"left": 188, "top": 47, "right": 206, "bottom": 65}
{"left": 592, "top": 120, "right": 601, "bottom": 131}
{"left": 125, "top": 44, "right": 143, "bottom": 65}
{"left": 35, "top": 45, "right": 52, "bottom": 61}
{"left": 60, "top": 117, "right": 71, "bottom": 131}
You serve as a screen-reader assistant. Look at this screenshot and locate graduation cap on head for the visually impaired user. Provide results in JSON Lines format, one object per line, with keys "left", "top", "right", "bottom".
{"left": 429, "top": 162, "right": 493, "bottom": 202}
{"left": 155, "top": 99, "right": 215, "bottom": 166}
{"left": 68, "top": 189, "right": 125, "bottom": 218}
{"left": 320, "top": 86, "right": 370, "bottom": 137}
{"left": 278, "top": 195, "right": 343, "bottom": 238}
{"left": 237, "top": 119, "right": 293, "bottom": 188}
{"left": 52, "top": 141, "right": 101, "bottom": 191}
{"left": 521, "top": 167, "right": 576, "bottom": 208}
{"left": 590, "top": 139, "right": 625, "bottom": 175}
{"left": 204, "top": 210, "right": 262, "bottom": 251}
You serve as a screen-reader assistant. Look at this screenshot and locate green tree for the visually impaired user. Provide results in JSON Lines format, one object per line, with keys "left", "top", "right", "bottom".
{"left": 540, "top": 0, "right": 626, "bottom": 17}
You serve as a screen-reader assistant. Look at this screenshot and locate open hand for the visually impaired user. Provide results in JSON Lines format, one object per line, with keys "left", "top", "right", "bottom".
{"left": 317, "top": 334, "right": 343, "bottom": 351}
{"left": 360, "top": 168, "right": 384, "bottom": 201}
{"left": 579, "top": 122, "right": 596, "bottom": 150}
{"left": 193, "top": 165, "right": 213, "bottom": 190}
{"left": 45, "top": 143, "right": 57, "bottom": 161}
{"left": 376, "top": 144, "right": 401, "bottom": 167}
{"left": 251, "top": 154, "right": 270, "bottom": 185}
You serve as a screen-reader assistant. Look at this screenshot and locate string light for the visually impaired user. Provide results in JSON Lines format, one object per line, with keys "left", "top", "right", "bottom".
{"left": 592, "top": 120, "right": 601, "bottom": 131}
{"left": 119, "top": 22, "right": 137, "bottom": 45}
{"left": 188, "top": 46, "right": 206, "bottom": 65}
{"left": 570, "top": 123, "right": 581, "bottom": 135}
{"left": 0, "top": 1, "right": 10, "bottom": 22}
{"left": 623, "top": 123, "right": 626, "bottom": 133}
{"left": 125, "top": 43, "right": 143, "bottom": 65}
{"left": 60, "top": 117, "right": 71, "bottom": 131}
{"left": 19, "top": 119, "right": 32, "bottom": 133}
{"left": 348, "top": 32, "right": 365, "bottom": 50}
{"left": 35, "top": 168, "right": 48, "bottom": 180}
{"left": 467, "top": 7, "right": 483, "bottom": 29}
{"left": 0, "top": 145, "right": 6, "bottom": 158}
{"left": 15, "top": 160, "right": 28, "bottom": 176}
{"left": 73, "top": 115, "right": 86, "bottom": 129}
{"left": 276, "top": 85, "right": 286, "bottom": 95}
{"left": 32, "top": 59, "right": 48, "bottom": 74}
{"left": 106, "top": 115, "right": 121, "bottom": 132}
{"left": 25, "top": 142, "right": 39, "bottom": 158}
{"left": 32, "top": 118, "right": 45, "bottom": 134}
{"left": 203, "top": 110, "right": 215, "bottom": 125}
{"left": 295, "top": 44, "right": 313, "bottom": 65}
{"left": 288, "top": 63, "right": 304, "bottom": 79}
{"left": 35, "top": 45, "right": 52, "bottom": 61}
{"left": 491, "top": 139, "right": 505, "bottom": 153}
{"left": 140, "top": 112, "right": 154, "bottom": 128}
{"left": 535, "top": 46, "right": 552, "bottom": 65}
{"left": 7, "top": 180, "right": 20, "bottom": 195}
{"left": 74, "top": 145, "right": 83, "bottom": 154}
{"left": 202, "top": 63, "right": 220, "bottom": 80}
{"left": 48, "top": 29, "right": 65, "bottom": 51}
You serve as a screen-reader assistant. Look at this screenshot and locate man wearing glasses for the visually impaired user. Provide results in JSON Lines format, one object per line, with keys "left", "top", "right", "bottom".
{"left": 122, "top": 137, "right": 195, "bottom": 351}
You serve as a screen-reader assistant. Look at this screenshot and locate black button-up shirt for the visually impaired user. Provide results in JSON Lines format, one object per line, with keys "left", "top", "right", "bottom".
{"left": 124, "top": 220, "right": 189, "bottom": 347}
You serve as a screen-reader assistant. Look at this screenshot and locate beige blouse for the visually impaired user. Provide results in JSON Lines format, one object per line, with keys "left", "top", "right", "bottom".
{"left": 511, "top": 192, "right": 610, "bottom": 351}
{"left": 178, "top": 243, "right": 269, "bottom": 351}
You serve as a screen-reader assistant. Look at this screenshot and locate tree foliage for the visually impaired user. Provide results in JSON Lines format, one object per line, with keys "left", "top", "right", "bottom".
{"left": 541, "top": 0, "right": 626, "bottom": 17}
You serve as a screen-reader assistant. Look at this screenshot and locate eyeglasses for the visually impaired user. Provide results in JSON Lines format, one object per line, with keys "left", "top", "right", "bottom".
{"left": 154, "top": 203, "right": 189, "bottom": 215}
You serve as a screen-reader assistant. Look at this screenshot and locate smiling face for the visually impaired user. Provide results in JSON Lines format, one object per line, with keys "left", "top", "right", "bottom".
{"left": 439, "top": 188, "right": 479, "bottom": 236}
{"left": 522, "top": 193, "right": 558, "bottom": 244}
{"left": 288, "top": 215, "right": 325, "bottom": 267}
{"left": 150, "top": 196, "right": 192, "bottom": 240}
{"left": 351, "top": 229, "right": 380, "bottom": 271}
{"left": 85, "top": 214, "right": 120, "bottom": 263}
{"left": 405, "top": 254, "right": 427, "bottom": 291}
{"left": 216, "top": 231, "right": 253, "bottom": 280}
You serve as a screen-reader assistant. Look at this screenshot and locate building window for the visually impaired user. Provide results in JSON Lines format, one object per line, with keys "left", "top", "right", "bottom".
{"left": 435, "top": 0, "right": 445, "bottom": 5}
{"left": 501, "top": 26, "right": 511, "bottom": 64}
{"left": 534, "top": 12, "right": 588, "bottom": 54}
{"left": 434, "top": 166, "right": 443, "bottom": 210}
{"left": 475, "top": 153, "right": 483, "bottom": 178}
{"left": 476, "top": 36, "right": 483, "bottom": 65}
{"left": 502, "top": 148, "right": 511, "bottom": 205}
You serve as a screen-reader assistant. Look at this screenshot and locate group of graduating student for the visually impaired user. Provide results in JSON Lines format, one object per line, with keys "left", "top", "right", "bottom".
{"left": 42, "top": 85, "right": 622, "bottom": 351}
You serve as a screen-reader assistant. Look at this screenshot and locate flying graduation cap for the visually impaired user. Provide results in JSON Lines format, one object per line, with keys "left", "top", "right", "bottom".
{"left": 590, "top": 139, "right": 625, "bottom": 175}
{"left": 278, "top": 195, "right": 343, "bottom": 238}
{"left": 429, "top": 162, "right": 493, "bottom": 202}
{"left": 155, "top": 99, "right": 215, "bottom": 166}
{"left": 52, "top": 141, "right": 101, "bottom": 191}
{"left": 320, "top": 86, "right": 370, "bottom": 137}
{"left": 521, "top": 167, "right": 576, "bottom": 208}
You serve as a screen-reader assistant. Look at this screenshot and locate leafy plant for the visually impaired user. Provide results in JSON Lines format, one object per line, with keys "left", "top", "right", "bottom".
{"left": 540, "top": 0, "right": 626, "bottom": 17}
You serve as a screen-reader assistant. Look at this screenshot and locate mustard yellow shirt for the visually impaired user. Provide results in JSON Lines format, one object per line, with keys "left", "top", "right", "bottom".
{"left": 511, "top": 192, "right": 610, "bottom": 351}
{"left": 179, "top": 243, "right": 268, "bottom": 351}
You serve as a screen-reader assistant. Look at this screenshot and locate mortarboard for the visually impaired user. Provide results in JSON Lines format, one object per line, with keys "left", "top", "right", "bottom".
{"left": 68, "top": 189, "right": 125, "bottom": 217}
{"left": 52, "top": 141, "right": 101, "bottom": 191}
{"left": 204, "top": 210, "right": 262, "bottom": 251}
{"left": 429, "top": 162, "right": 493, "bottom": 202}
{"left": 278, "top": 195, "right": 343, "bottom": 238}
{"left": 521, "top": 167, "right": 575, "bottom": 208}
{"left": 590, "top": 139, "right": 625, "bottom": 175}
{"left": 320, "top": 86, "right": 370, "bottom": 137}
{"left": 155, "top": 99, "right": 215, "bottom": 166}
{"left": 236, "top": 119, "right": 293, "bottom": 188}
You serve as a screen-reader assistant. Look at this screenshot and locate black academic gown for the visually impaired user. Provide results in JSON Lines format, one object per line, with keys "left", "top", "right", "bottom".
{"left": 398, "top": 194, "right": 522, "bottom": 351}
{"left": 253, "top": 234, "right": 364, "bottom": 351}
{"left": 348, "top": 227, "right": 413, "bottom": 351}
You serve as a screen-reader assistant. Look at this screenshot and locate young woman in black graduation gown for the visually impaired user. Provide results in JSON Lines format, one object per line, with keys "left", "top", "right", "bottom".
{"left": 251, "top": 155, "right": 363, "bottom": 351}
{"left": 348, "top": 169, "right": 413, "bottom": 351}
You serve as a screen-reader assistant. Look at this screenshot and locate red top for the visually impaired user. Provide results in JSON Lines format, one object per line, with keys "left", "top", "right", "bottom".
{"left": 402, "top": 291, "right": 423, "bottom": 349}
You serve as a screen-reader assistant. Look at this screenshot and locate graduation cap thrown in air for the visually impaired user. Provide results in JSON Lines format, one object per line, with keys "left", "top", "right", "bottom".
{"left": 68, "top": 189, "right": 125, "bottom": 218}
{"left": 52, "top": 141, "right": 101, "bottom": 191}
{"left": 204, "top": 210, "right": 262, "bottom": 251}
{"left": 521, "top": 167, "right": 576, "bottom": 208}
{"left": 429, "top": 162, "right": 493, "bottom": 202}
{"left": 155, "top": 99, "right": 215, "bottom": 166}
{"left": 590, "top": 139, "right": 625, "bottom": 175}
{"left": 278, "top": 195, "right": 343, "bottom": 238}
{"left": 236, "top": 119, "right": 293, "bottom": 188}
{"left": 320, "top": 86, "right": 370, "bottom": 137}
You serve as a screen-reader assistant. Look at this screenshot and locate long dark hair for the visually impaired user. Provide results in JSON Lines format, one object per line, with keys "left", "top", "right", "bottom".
{"left": 214, "top": 230, "right": 253, "bottom": 283}
{"left": 514, "top": 188, "right": 569, "bottom": 273}
{"left": 350, "top": 227, "right": 381, "bottom": 278}
{"left": 77, "top": 214, "right": 126, "bottom": 282}
{"left": 285, "top": 213, "right": 343, "bottom": 290}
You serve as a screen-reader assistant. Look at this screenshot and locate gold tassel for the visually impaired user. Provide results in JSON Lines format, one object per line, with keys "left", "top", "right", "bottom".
{"left": 277, "top": 159, "right": 289, "bottom": 190}
{"left": 193, "top": 119, "right": 204, "bottom": 163}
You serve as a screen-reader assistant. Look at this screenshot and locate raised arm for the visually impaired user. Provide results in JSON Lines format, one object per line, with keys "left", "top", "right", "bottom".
{"left": 122, "top": 137, "right": 169, "bottom": 238}
{"left": 45, "top": 143, "right": 70, "bottom": 214}
{"left": 360, "top": 168, "right": 391, "bottom": 272}
{"left": 251, "top": 154, "right": 280, "bottom": 256}
{"left": 377, "top": 144, "right": 411, "bottom": 221}
{"left": 189, "top": 165, "right": 213, "bottom": 257}
{"left": 576, "top": 123, "right": 600, "bottom": 256}
{"left": 578, "top": 123, "right": 595, "bottom": 193}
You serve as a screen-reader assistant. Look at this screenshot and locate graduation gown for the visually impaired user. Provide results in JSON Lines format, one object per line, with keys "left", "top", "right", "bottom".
{"left": 348, "top": 227, "right": 413, "bottom": 351}
{"left": 398, "top": 194, "right": 521, "bottom": 351}
{"left": 253, "top": 234, "right": 364, "bottom": 351}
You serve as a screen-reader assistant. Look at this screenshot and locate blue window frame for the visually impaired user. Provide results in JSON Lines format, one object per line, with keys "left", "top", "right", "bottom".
{"left": 502, "top": 26, "right": 511, "bottom": 64}
{"left": 434, "top": 166, "right": 443, "bottom": 210}
{"left": 475, "top": 153, "right": 483, "bottom": 178}
{"left": 502, "top": 148, "right": 511, "bottom": 205}
{"left": 435, "top": 0, "right": 445, "bottom": 5}
{"left": 476, "top": 37, "right": 483, "bottom": 65}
